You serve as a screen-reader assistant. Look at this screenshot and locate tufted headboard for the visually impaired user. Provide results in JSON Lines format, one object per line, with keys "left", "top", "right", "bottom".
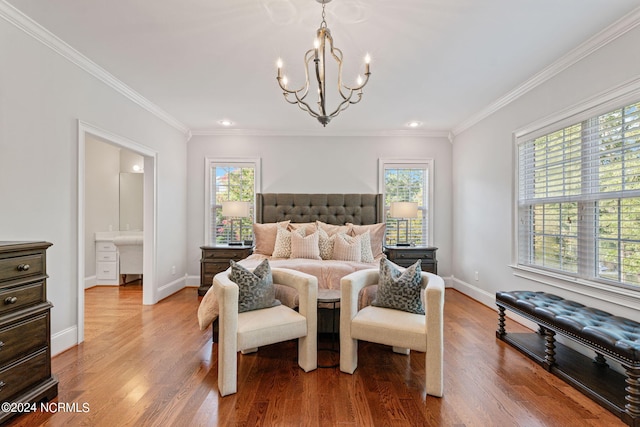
{"left": 256, "top": 193, "right": 383, "bottom": 225}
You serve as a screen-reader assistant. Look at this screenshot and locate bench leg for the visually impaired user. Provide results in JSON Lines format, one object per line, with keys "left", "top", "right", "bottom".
{"left": 594, "top": 352, "right": 608, "bottom": 367}
{"left": 624, "top": 365, "right": 640, "bottom": 424}
{"left": 543, "top": 329, "right": 556, "bottom": 370}
{"left": 496, "top": 305, "right": 506, "bottom": 338}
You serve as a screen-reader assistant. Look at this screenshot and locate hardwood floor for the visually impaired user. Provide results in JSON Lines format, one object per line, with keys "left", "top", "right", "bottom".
{"left": 4, "top": 285, "right": 624, "bottom": 427}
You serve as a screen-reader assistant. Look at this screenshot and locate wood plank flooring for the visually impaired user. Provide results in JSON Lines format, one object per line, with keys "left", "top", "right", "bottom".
{"left": 4, "top": 285, "right": 624, "bottom": 426}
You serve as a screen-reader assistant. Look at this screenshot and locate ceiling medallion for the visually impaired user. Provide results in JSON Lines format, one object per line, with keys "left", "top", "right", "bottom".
{"left": 276, "top": 0, "right": 371, "bottom": 127}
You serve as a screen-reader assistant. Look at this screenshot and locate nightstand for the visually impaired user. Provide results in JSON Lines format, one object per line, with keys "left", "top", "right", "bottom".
{"left": 384, "top": 246, "right": 438, "bottom": 274}
{"left": 199, "top": 245, "right": 253, "bottom": 296}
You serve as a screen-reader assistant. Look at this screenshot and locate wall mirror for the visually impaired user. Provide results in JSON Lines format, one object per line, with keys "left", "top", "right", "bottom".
{"left": 119, "top": 172, "right": 143, "bottom": 231}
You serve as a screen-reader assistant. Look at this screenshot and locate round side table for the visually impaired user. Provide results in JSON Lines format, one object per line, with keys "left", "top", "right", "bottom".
{"left": 318, "top": 289, "right": 340, "bottom": 368}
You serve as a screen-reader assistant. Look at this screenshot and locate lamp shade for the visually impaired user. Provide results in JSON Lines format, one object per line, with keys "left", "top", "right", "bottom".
{"left": 389, "top": 202, "right": 418, "bottom": 219}
{"left": 222, "top": 201, "right": 251, "bottom": 218}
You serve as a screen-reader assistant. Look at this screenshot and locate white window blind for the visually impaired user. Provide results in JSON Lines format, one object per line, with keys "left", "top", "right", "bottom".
{"left": 205, "top": 160, "right": 259, "bottom": 246}
{"left": 381, "top": 162, "right": 431, "bottom": 246}
{"left": 518, "top": 101, "right": 640, "bottom": 289}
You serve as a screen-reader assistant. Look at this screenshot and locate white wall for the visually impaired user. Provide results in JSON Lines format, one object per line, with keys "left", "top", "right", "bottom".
{"left": 0, "top": 16, "right": 188, "bottom": 355}
{"left": 187, "top": 135, "right": 453, "bottom": 279}
{"left": 451, "top": 24, "right": 640, "bottom": 320}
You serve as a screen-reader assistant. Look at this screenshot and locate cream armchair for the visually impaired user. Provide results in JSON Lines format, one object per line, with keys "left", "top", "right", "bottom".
{"left": 339, "top": 269, "right": 445, "bottom": 397}
{"left": 214, "top": 267, "right": 318, "bottom": 396}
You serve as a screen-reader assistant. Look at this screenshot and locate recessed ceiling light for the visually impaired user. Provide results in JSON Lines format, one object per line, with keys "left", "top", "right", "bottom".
{"left": 407, "top": 121, "right": 422, "bottom": 128}
{"left": 219, "top": 119, "right": 233, "bottom": 126}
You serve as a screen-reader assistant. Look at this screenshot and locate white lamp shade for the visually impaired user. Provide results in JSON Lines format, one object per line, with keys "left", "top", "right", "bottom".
{"left": 222, "top": 201, "right": 251, "bottom": 218}
{"left": 389, "top": 202, "right": 418, "bottom": 218}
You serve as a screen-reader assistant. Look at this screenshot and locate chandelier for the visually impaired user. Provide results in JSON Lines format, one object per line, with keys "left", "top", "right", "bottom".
{"left": 276, "top": 0, "right": 371, "bottom": 127}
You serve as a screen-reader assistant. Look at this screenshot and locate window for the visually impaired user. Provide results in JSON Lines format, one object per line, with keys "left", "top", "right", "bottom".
{"left": 379, "top": 160, "right": 433, "bottom": 246}
{"left": 205, "top": 159, "right": 260, "bottom": 245}
{"left": 517, "top": 100, "right": 640, "bottom": 290}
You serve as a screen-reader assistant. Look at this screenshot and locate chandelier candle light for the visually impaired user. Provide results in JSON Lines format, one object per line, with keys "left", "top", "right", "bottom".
{"left": 276, "top": 0, "right": 371, "bottom": 126}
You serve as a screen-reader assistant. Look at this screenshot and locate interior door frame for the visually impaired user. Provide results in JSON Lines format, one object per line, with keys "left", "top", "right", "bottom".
{"left": 77, "top": 120, "right": 157, "bottom": 343}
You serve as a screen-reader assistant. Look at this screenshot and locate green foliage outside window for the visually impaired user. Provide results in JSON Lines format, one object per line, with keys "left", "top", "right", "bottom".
{"left": 211, "top": 166, "right": 255, "bottom": 245}
{"left": 384, "top": 167, "right": 427, "bottom": 246}
{"left": 520, "top": 100, "right": 640, "bottom": 289}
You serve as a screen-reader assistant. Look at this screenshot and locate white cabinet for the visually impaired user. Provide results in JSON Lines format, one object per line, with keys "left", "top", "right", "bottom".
{"left": 95, "top": 241, "right": 119, "bottom": 285}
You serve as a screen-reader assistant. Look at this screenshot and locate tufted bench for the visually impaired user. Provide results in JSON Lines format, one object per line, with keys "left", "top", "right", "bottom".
{"left": 496, "top": 290, "right": 639, "bottom": 427}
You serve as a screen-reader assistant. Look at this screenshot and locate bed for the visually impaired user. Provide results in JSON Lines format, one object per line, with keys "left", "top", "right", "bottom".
{"left": 197, "top": 193, "right": 387, "bottom": 332}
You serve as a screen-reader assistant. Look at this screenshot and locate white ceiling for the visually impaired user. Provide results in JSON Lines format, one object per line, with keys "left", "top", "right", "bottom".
{"left": 6, "top": 0, "right": 640, "bottom": 135}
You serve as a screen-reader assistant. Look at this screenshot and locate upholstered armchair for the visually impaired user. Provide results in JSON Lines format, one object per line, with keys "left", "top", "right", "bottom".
{"left": 339, "top": 269, "right": 445, "bottom": 397}
{"left": 213, "top": 267, "right": 318, "bottom": 396}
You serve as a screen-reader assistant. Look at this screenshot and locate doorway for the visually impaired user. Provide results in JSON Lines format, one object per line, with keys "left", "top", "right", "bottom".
{"left": 77, "top": 120, "right": 157, "bottom": 344}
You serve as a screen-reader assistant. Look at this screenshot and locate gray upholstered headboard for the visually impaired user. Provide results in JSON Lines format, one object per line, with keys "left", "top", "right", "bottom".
{"left": 256, "top": 193, "right": 383, "bottom": 225}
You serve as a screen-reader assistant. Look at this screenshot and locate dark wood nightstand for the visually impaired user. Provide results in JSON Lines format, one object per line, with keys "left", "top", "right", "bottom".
{"left": 384, "top": 246, "right": 438, "bottom": 274}
{"left": 199, "top": 245, "right": 253, "bottom": 296}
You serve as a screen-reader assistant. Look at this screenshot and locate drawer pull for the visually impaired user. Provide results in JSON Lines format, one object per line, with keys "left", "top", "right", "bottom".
{"left": 0, "top": 381, "right": 5, "bottom": 390}
{"left": 17, "top": 263, "right": 30, "bottom": 271}
{"left": 4, "top": 297, "right": 17, "bottom": 305}
{"left": 0, "top": 341, "right": 4, "bottom": 350}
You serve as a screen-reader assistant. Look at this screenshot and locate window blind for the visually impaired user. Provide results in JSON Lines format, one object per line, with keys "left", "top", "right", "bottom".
{"left": 210, "top": 164, "right": 256, "bottom": 245}
{"left": 383, "top": 165, "right": 428, "bottom": 246}
{"left": 518, "top": 101, "right": 640, "bottom": 289}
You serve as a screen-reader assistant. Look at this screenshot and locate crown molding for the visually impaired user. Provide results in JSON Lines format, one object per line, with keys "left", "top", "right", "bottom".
{"left": 190, "top": 128, "right": 452, "bottom": 138}
{"left": 452, "top": 6, "right": 640, "bottom": 137}
{"left": 0, "top": 1, "right": 190, "bottom": 137}
{"left": 514, "top": 74, "right": 640, "bottom": 140}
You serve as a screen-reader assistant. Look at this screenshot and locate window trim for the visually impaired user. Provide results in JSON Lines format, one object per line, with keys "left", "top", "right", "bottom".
{"left": 378, "top": 158, "right": 434, "bottom": 246}
{"left": 204, "top": 157, "right": 261, "bottom": 246}
{"left": 512, "top": 77, "right": 640, "bottom": 305}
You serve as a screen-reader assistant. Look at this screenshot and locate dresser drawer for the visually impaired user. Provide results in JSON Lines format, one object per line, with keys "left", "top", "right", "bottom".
{"left": 393, "top": 250, "right": 435, "bottom": 260}
{"left": 0, "top": 313, "right": 48, "bottom": 366}
{"left": 203, "top": 261, "right": 230, "bottom": 276}
{"left": 96, "top": 251, "right": 117, "bottom": 262}
{"left": 0, "top": 253, "right": 44, "bottom": 283}
{"left": 96, "top": 262, "right": 118, "bottom": 280}
{"left": 96, "top": 242, "right": 116, "bottom": 252}
{"left": 202, "top": 249, "right": 250, "bottom": 261}
{"left": 0, "top": 282, "right": 45, "bottom": 315}
{"left": 0, "top": 349, "right": 49, "bottom": 402}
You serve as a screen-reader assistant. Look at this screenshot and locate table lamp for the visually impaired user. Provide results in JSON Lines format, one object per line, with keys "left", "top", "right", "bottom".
{"left": 389, "top": 202, "right": 419, "bottom": 246}
{"left": 222, "top": 201, "right": 251, "bottom": 245}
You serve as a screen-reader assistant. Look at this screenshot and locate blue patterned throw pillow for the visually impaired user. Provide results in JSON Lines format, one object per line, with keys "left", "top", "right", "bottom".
{"left": 229, "top": 259, "right": 281, "bottom": 313}
{"left": 372, "top": 258, "right": 424, "bottom": 314}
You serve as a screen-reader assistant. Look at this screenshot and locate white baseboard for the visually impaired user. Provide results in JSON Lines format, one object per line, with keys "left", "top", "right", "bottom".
{"left": 156, "top": 275, "right": 187, "bottom": 301}
{"left": 450, "top": 276, "right": 538, "bottom": 331}
{"left": 84, "top": 276, "right": 97, "bottom": 289}
{"left": 185, "top": 275, "right": 200, "bottom": 287}
{"left": 51, "top": 325, "right": 78, "bottom": 357}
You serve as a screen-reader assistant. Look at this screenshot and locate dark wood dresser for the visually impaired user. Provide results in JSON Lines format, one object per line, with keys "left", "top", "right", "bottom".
{"left": 385, "top": 246, "right": 438, "bottom": 274}
{"left": 199, "top": 245, "right": 253, "bottom": 296}
{"left": 0, "top": 241, "right": 58, "bottom": 423}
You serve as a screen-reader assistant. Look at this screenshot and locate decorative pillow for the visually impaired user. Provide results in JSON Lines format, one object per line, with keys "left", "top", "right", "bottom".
{"left": 290, "top": 231, "right": 321, "bottom": 260}
{"left": 317, "top": 227, "right": 334, "bottom": 260}
{"left": 331, "top": 233, "right": 362, "bottom": 262}
{"left": 316, "top": 221, "right": 352, "bottom": 236}
{"left": 349, "top": 223, "right": 386, "bottom": 258}
{"left": 229, "top": 259, "right": 281, "bottom": 313}
{"left": 253, "top": 221, "right": 290, "bottom": 256}
{"left": 272, "top": 224, "right": 305, "bottom": 258}
{"left": 358, "top": 230, "right": 375, "bottom": 263}
{"left": 372, "top": 258, "right": 424, "bottom": 314}
{"left": 288, "top": 222, "right": 317, "bottom": 233}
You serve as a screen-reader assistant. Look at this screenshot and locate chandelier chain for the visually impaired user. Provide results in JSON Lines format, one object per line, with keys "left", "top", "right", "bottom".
{"left": 321, "top": 4, "right": 327, "bottom": 28}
